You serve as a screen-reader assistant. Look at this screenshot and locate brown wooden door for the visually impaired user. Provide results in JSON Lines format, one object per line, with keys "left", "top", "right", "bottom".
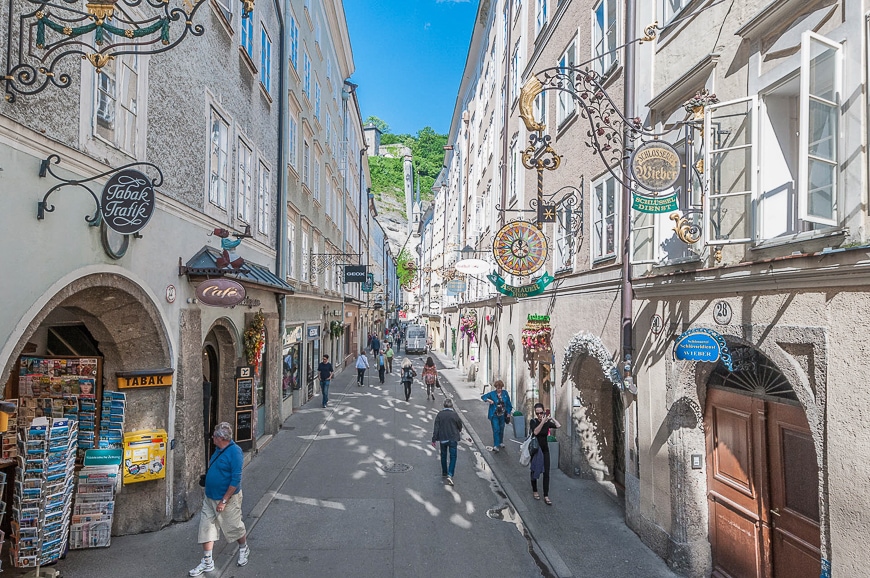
{"left": 706, "top": 388, "right": 768, "bottom": 578}
{"left": 705, "top": 388, "right": 820, "bottom": 578}
{"left": 767, "top": 403, "right": 821, "bottom": 578}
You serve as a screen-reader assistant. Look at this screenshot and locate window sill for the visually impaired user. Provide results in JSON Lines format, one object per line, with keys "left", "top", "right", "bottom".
{"left": 592, "top": 255, "right": 617, "bottom": 266}
{"left": 238, "top": 45, "right": 258, "bottom": 76}
{"left": 210, "top": 0, "right": 234, "bottom": 38}
{"left": 259, "top": 82, "right": 272, "bottom": 104}
{"left": 751, "top": 227, "right": 847, "bottom": 251}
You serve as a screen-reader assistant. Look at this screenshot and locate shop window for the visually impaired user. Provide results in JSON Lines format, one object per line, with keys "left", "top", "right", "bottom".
{"left": 208, "top": 107, "right": 230, "bottom": 210}
{"left": 592, "top": 173, "right": 618, "bottom": 261}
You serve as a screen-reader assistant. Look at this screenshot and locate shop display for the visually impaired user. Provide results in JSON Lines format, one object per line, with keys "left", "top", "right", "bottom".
{"left": 11, "top": 416, "right": 77, "bottom": 568}
{"left": 70, "top": 449, "right": 121, "bottom": 549}
{"left": 522, "top": 314, "right": 554, "bottom": 364}
{"left": 99, "top": 391, "right": 126, "bottom": 450}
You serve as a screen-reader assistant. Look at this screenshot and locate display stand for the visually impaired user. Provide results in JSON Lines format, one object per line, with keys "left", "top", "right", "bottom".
{"left": 70, "top": 449, "right": 121, "bottom": 549}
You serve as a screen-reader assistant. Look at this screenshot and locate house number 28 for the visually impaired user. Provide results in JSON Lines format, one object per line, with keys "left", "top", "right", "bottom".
{"left": 713, "top": 301, "right": 732, "bottom": 325}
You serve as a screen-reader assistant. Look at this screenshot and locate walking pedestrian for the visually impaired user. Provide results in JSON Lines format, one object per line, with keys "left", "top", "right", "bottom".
{"left": 189, "top": 422, "right": 249, "bottom": 576}
{"left": 385, "top": 344, "right": 394, "bottom": 373}
{"left": 400, "top": 358, "right": 416, "bottom": 401}
{"left": 371, "top": 334, "right": 381, "bottom": 357}
{"left": 431, "top": 398, "right": 463, "bottom": 486}
{"left": 317, "top": 354, "right": 334, "bottom": 407}
{"left": 481, "top": 379, "right": 512, "bottom": 452}
{"left": 355, "top": 350, "right": 369, "bottom": 387}
{"left": 377, "top": 349, "right": 386, "bottom": 383}
{"left": 529, "top": 403, "right": 561, "bottom": 505}
{"left": 422, "top": 357, "right": 438, "bottom": 400}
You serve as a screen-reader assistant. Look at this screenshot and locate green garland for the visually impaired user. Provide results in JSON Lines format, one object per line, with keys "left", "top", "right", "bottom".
{"left": 36, "top": 12, "right": 170, "bottom": 49}
{"left": 396, "top": 248, "right": 416, "bottom": 287}
{"left": 243, "top": 310, "right": 266, "bottom": 373}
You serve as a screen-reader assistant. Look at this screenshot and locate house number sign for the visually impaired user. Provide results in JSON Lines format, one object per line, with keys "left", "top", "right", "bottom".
{"left": 100, "top": 169, "right": 156, "bottom": 235}
{"left": 713, "top": 301, "right": 732, "bottom": 325}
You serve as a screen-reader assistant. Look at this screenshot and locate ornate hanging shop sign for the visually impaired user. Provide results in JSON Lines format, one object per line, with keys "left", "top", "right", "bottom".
{"left": 492, "top": 220, "right": 549, "bottom": 276}
{"left": 445, "top": 279, "right": 467, "bottom": 294}
{"left": 632, "top": 190, "right": 679, "bottom": 213}
{"left": 630, "top": 141, "right": 681, "bottom": 193}
{"left": 361, "top": 273, "right": 374, "bottom": 293}
{"left": 344, "top": 265, "right": 367, "bottom": 283}
{"left": 673, "top": 328, "right": 733, "bottom": 371}
{"left": 487, "top": 271, "right": 554, "bottom": 299}
{"left": 100, "top": 169, "right": 156, "bottom": 234}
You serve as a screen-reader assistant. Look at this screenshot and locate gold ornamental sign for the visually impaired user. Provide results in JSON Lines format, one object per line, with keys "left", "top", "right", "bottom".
{"left": 630, "top": 141, "right": 681, "bottom": 193}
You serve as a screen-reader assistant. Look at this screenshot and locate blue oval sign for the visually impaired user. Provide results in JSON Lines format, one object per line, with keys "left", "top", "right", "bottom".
{"left": 673, "top": 328, "right": 733, "bottom": 370}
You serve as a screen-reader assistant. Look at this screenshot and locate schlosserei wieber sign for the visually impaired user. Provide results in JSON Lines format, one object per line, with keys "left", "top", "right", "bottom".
{"left": 100, "top": 168, "right": 156, "bottom": 235}
{"left": 673, "top": 328, "right": 733, "bottom": 371}
{"left": 630, "top": 140, "right": 681, "bottom": 193}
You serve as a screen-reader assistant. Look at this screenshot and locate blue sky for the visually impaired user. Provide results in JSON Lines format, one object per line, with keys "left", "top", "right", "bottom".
{"left": 344, "top": 0, "right": 478, "bottom": 137}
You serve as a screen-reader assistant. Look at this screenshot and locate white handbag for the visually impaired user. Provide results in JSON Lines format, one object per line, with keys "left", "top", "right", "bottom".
{"left": 519, "top": 435, "right": 532, "bottom": 466}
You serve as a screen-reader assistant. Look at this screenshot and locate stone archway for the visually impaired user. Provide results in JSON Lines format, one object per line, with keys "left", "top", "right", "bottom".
{"left": 561, "top": 332, "right": 623, "bottom": 483}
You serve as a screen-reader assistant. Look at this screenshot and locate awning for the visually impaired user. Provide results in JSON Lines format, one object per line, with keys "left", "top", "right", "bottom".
{"left": 180, "top": 246, "right": 294, "bottom": 295}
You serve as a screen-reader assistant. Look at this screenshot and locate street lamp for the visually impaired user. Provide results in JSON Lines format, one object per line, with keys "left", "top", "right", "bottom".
{"left": 455, "top": 244, "right": 490, "bottom": 275}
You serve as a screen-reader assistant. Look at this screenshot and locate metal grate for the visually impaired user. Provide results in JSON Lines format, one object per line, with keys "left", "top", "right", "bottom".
{"left": 381, "top": 463, "right": 412, "bottom": 473}
{"left": 709, "top": 345, "right": 798, "bottom": 402}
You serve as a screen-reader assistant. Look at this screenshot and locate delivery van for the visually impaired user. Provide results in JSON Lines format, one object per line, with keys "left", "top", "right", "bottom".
{"left": 405, "top": 324, "right": 428, "bottom": 354}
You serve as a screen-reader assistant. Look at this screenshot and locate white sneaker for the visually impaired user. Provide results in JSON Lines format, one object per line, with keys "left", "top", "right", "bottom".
{"left": 446, "top": 476, "right": 454, "bottom": 486}
{"left": 189, "top": 557, "right": 215, "bottom": 576}
{"left": 238, "top": 544, "right": 250, "bottom": 566}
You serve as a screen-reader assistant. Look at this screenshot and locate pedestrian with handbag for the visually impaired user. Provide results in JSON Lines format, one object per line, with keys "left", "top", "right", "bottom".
{"left": 422, "top": 357, "right": 438, "bottom": 400}
{"left": 355, "top": 350, "right": 369, "bottom": 387}
{"left": 400, "top": 358, "right": 416, "bottom": 402}
{"left": 481, "top": 379, "right": 512, "bottom": 452}
{"left": 529, "top": 402, "right": 561, "bottom": 505}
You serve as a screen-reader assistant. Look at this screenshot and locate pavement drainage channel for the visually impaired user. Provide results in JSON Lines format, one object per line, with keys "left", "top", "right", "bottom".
{"left": 381, "top": 462, "right": 413, "bottom": 473}
{"left": 473, "top": 450, "right": 554, "bottom": 578}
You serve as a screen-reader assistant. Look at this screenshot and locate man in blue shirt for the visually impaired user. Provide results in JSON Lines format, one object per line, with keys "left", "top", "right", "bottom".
{"left": 190, "top": 422, "right": 249, "bottom": 576}
{"left": 318, "top": 354, "right": 334, "bottom": 407}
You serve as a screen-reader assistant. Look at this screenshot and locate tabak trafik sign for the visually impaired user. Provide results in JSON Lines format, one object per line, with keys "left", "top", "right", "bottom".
{"left": 100, "top": 169, "right": 156, "bottom": 235}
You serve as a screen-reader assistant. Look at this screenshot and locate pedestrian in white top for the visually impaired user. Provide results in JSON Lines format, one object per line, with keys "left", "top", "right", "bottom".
{"left": 355, "top": 350, "right": 369, "bottom": 387}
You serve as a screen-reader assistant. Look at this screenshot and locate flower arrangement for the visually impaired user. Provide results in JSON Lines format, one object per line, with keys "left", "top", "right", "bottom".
{"left": 459, "top": 312, "right": 477, "bottom": 342}
{"left": 329, "top": 320, "right": 344, "bottom": 339}
{"left": 244, "top": 310, "right": 266, "bottom": 375}
{"left": 522, "top": 314, "right": 553, "bottom": 356}
{"left": 683, "top": 89, "right": 719, "bottom": 118}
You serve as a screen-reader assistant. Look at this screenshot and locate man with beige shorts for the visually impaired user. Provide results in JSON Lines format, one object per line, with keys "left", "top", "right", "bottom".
{"left": 189, "top": 422, "right": 250, "bottom": 576}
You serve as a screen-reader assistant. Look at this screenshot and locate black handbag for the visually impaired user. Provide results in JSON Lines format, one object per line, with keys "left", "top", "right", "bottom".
{"left": 529, "top": 436, "right": 540, "bottom": 454}
{"left": 505, "top": 413, "right": 512, "bottom": 425}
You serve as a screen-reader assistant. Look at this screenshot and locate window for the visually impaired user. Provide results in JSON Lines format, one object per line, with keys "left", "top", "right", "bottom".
{"left": 661, "top": 0, "right": 690, "bottom": 25}
{"left": 260, "top": 26, "right": 271, "bottom": 92}
{"left": 94, "top": 37, "right": 140, "bottom": 155}
{"left": 314, "top": 12, "right": 321, "bottom": 45}
{"left": 314, "top": 80, "right": 321, "bottom": 119}
{"left": 508, "top": 137, "right": 519, "bottom": 200}
{"left": 303, "top": 140, "right": 310, "bottom": 185}
{"left": 533, "top": 91, "right": 547, "bottom": 128}
{"left": 289, "top": 15, "right": 298, "bottom": 70}
{"left": 208, "top": 108, "right": 230, "bottom": 209}
{"left": 535, "top": 0, "right": 547, "bottom": 35}
{"left": 593, "top": 0, "right": 618, "bottom": 76}
{"left": 287, "top": 218, "right": 296, "bottom": 278}
{"left": 289, "top": 111, "right": 298, "bottom": 168}
{"left": 704, "top": 32, "right": 841, "bottom": 246}
{"left": 592, "top": 174, "right": 617, "bottom": 260}
{"left": 313, "top": 151, "right": 321, "bottom": 201}
{"left": 303, "top": 51, "right": 311, "bottom": 95}
{"left": 555, "top": 202, "right": 574, "bottom": 271}
{"left": 302, "top": 230, "right": 309, "bottom": 283}
{"left": 214, "top": 0, "right": 233, "bottom": 27}
{"left": 510, "top": 40, "right": 521, "bottom": 102}
{"left": 557, "top": 40, "right": 576, "bottom": 125}
{"left": 240, "top": 12, "right": 253, "bottom": 58}
{"left": 257, "top": 162, "right": 270, "bottom": 234}
{"left": 326, "top": 55, "right": 331, "bottom": 80}
{"left": 237, "top": 140, "right": 253, "bottom": 223}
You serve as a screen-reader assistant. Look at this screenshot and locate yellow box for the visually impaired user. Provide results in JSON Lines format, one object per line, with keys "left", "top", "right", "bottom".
{"left": 122, "top": 429, "right": 167, "bottom": 484}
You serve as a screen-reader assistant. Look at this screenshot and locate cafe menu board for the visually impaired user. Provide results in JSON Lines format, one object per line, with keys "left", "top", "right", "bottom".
{"left": 235, "top": 410, "right": 252, "bottom": 442}
{"left": 235, "top": 378, "right": 253, "bottom": 408}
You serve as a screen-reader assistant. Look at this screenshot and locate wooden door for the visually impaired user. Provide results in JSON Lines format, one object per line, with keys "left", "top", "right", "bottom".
{"left": 767, "top": 403, "right": 821, "bottom": 578}
{"left": 706, "top": 388, "right": 768, "bottom": 578}
{"left": 706, "top": 388, "right": 821, "bottom": 578}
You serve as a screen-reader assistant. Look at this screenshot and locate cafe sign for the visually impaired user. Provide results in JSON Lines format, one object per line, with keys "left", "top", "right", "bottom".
{"left": 673, "top": 328, "right": 733, "bottom": 371}
{"left": 100, "top": 169, "right": 156, "bottom": 235}
{"left": 630, "top": 141, "right": 681, "bottom": 193}
{"left": 196, "top": 278, "right": 246, "bottom": 307}
{"left": 116, "top": 369, "right": 174, "bottom": 389}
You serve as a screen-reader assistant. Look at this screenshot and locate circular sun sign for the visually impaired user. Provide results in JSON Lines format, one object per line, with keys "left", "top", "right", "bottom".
{"left": 630, "top": 141, "right": 681, "bottom": 192}
{"left": 492, "top": 220, "right": 549, "bottom": 276}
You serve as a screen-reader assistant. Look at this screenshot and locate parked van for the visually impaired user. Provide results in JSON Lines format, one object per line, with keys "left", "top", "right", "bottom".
{"left": 405, "top": 324, "right": 428, "bottom": 354}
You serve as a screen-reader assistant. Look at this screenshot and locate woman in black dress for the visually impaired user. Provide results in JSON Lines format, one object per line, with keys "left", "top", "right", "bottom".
{"left": 529, "top": 402, "right": 561, "bottom": 505}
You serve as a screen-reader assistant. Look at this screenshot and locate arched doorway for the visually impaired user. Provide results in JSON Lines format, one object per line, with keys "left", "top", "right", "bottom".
{"left": 704, "top": 344, "right": 821, "bottom": 578}
{"left": 202, "top": 344, "right": 219, "bottom": 465}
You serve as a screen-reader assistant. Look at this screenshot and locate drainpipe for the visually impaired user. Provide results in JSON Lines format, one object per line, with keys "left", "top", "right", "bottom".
{"left": 274, "top": 0, "right": 287, "bottom": 421}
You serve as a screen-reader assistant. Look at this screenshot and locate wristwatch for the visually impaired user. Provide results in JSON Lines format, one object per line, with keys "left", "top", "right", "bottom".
{"left": 220, "top": 499, "right": 228, "bottom": 505}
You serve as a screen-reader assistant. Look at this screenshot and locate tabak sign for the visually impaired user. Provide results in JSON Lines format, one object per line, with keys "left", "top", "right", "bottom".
{"left": 100, "top": 169, "right": 156, "bottom": 235}
{"left": 196, "top": 279, "right": 246, "bottom": 307}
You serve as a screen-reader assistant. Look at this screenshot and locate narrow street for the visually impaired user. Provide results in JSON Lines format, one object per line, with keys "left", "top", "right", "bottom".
{"left": 46, "top": 353, "right": 675, "bottom": 578}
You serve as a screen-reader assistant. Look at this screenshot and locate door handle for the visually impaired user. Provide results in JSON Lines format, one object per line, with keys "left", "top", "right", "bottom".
{"left": 770, "top": 508, "right": 781, "bottom": 517}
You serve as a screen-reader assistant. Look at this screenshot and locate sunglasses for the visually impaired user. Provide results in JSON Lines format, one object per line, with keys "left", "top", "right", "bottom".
{"left": 535, "top": 411, "right": 544, "bottom": 415}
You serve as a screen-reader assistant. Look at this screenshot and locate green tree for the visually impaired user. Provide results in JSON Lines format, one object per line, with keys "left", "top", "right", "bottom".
{"left": 366, "top": 122, "right": 448, "bottom": 206}
{"left": 364, "top": 116, "right": 390, "bottom": 134}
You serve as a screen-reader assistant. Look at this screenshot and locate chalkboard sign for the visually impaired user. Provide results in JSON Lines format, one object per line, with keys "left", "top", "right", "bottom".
{"left": 235, "top": 410, "right": 253, "bottom": 442}
{"left": 236, "top": 377, "right": 253, "bottom": 407}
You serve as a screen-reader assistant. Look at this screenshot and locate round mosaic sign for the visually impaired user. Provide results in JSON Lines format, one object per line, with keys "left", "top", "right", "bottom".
{"left": 492, "top": 220, "right": 549, "bottom": 277}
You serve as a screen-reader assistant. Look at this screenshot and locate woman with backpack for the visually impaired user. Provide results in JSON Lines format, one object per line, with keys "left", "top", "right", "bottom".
{"left": 377, "top": 349, "right": 387, "bottom": 384}
{"left": 400, "top": 358, "right": 416, "bottom": 402}
{"left": 481, "top": 379, "right": 512, "bottom": 452}
{"left": 421, "top": 357, "right": 438, "bottom": 400}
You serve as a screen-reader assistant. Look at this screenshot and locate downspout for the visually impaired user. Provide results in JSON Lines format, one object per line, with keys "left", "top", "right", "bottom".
{"left": 499, "top": 0, "right": 514, "bottom": 227}
{"left": 274, "top": 0, "right": 287, "bottom": 415}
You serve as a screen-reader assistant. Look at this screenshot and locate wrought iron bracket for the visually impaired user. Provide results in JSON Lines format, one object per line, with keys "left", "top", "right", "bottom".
{"left": 2, "top": 0, "right": 256, "bottom": 101}
{"left": 309, "top": 252, "right": 361, "bottom": 275}
{"left": 37, "top": 154, "right": 163, "bottom": 225}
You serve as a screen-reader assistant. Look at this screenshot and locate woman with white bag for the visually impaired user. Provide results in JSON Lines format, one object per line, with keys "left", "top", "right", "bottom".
{"left": 528, "top": 403, "right": 560, "bottom": 505}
